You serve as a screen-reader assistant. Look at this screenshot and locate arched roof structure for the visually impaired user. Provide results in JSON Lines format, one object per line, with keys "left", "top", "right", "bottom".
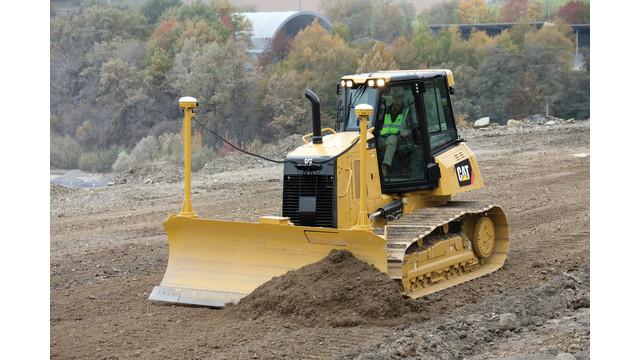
{"left": 241, "top": 11, "right": 332, "bottom": 54}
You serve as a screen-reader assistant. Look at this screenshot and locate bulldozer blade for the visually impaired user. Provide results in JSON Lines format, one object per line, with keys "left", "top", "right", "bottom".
{"left": 149, "top": 215, "right": 387, "bottom": 307}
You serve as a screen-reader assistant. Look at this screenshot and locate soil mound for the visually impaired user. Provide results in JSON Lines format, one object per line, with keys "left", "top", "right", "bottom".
{"left": 227, "top": 250, "right": 419, "bottom": 327}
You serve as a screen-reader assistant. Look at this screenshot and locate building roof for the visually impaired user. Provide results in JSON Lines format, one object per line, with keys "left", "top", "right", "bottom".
{"left": 241, "top": 11, "right": 332, "bottom": 54}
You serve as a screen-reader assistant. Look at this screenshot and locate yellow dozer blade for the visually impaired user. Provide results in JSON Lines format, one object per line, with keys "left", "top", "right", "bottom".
{"left": 149, "top": 215, "right": 388, "bottom": 307}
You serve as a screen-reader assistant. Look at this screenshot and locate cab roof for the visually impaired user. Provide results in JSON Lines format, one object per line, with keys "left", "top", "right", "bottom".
{"left": 341, "top": 69, "right": 454, "bottom": 87}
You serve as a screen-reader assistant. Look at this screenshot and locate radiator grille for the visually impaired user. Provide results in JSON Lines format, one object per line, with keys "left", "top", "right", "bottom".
{"left": 282, "top": 174, "right": 335, "bottom": 228}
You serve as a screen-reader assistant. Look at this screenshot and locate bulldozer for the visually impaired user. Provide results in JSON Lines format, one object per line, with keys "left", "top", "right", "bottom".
{"left": 149, "top": 69, "right": 509, "bottom": 307}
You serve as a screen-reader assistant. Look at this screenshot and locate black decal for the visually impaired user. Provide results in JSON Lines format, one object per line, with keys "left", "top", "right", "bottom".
{"left": 454, "top": 159, "right": 473, "bottom": 187}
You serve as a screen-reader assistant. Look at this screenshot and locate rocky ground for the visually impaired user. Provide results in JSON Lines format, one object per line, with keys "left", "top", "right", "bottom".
{"left": 50, "top": 121, "right": 590, "bottom": 359}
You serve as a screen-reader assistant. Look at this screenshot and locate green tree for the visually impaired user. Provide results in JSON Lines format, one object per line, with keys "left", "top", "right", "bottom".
{"left": 419, "top": 0, "right": 460, "bottom": 25}
{"left": 142, "top": 0, "right": 181, "bottom": 25}
{"left": 170, "top": 39, "right": 256, "bottom": 145}
{"left": 320, "top": 0, "right": 415, "bottom": 42}
{"left": 411, "top": 23, "right": 437, "bottom": 67}
{"left": 98, "top": 58, "right": 151, "bottom": 146}
{"left": 145, "top": 46, "right": 173, "bottom": 87}
{"left": 517, "top": 24, "right": 575, "bottom": 117}
{"left": 468, "top": 42, "right": 520, "bottom": 122}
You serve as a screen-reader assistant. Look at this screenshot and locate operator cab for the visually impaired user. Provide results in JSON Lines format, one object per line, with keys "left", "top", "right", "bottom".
{"left": 336, "top": 70, "right": 461, "bottom": 193}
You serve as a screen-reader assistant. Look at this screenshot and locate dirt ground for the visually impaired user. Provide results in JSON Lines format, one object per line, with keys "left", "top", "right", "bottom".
{"left": 50, "top": 122, "right": 590, "bottom": 359}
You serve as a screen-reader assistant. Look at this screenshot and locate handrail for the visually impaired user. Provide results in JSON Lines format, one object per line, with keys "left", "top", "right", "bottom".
{"left": 302, "top": 127, "right": 337, "bottom": 144}
{"left": 338, "top": 168, "right": 352, "bottom": 197}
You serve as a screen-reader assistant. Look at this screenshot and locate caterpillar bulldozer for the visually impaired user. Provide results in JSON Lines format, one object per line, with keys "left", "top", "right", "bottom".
{"left": 149, "top": 69, "right": 509, "bottom": 307}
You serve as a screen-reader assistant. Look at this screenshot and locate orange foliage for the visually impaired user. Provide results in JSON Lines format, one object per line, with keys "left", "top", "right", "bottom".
{"left": 150, "top": 19, "right": 178, "bottom": 49}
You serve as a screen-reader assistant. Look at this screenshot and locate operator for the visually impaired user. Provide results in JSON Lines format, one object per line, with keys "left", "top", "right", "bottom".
{"left": 379, "top": 87, "right": 414, "bottom": 176}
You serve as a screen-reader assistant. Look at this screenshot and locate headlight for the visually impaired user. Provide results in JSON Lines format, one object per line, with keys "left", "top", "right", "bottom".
{"left": 367, "top": 79, "right": 375, "bottom": 87}
{"left": 340, "top": 80, "right": 345, "bottom": 87}
{"left": 376, "top": 79, "right": 385, "bottom": 87}
{"left": 346, "top": 80, "right": 353, "bottom": 88}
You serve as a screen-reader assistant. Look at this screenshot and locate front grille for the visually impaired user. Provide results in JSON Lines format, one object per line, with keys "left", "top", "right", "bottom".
{"left": 282, "top": 174, "right": 335, "bottom": 228}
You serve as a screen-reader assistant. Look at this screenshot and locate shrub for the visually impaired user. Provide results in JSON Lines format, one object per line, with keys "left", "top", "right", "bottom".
{"left": 192, "top": 146, "right": 214, "bottom": 172}
{"left": 112, "top": 151, "right": 133, "bottom": 172}
{"left": 78, "top": 147, "right": 121, "bottom": 172}
{"left": 130, "top": 135, "right": 160, "bottom": 162}
{"left": 111, "top": 133, "right": 212, "bottom": 172}
{"left": 158, "top": 132, "right": 182, "bottom": 164}
{"left": 51, "top": 135, "right": 81, "bottom": 169}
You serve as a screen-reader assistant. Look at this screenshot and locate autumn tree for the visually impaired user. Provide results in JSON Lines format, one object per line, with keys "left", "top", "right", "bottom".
{"left": 262, "top": 21, "right": 359, "bottom": 136}
{"left": 556, "top": 0, "right": 590, "bottom": 24}
{"left": 390, "top": 36, "right": 417, "bottom": 70}
{"left": 258, "top": 31, "right": 294, "bottom": 68}
{"left": 357, "top": 42, "right": 398, "bottom": 72}
{"left": 457, "top": 0, "right": 494, "bottom": 24}
{"left": 500, "top": 0, "right": 544, "bottom": 23}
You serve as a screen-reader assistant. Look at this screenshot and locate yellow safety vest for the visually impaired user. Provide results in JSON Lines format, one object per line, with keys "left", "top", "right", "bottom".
{"left": 380, "top": 107, "right": 409, "bottom": 136}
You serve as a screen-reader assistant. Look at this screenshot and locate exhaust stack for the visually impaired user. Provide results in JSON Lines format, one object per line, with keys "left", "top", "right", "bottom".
{"left": 304, "top": 89, "right": 322, "bottom": 144}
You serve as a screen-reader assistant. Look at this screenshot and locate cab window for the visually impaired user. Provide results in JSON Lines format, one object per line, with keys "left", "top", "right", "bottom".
{"left": 344, "top": 86, "right": 379, "bottom": 131}
{"left": 423, "top": 78, "right": 457, "bottom": 150}
{"left": 375, "top": 84, "right": 428, "bottom": 187}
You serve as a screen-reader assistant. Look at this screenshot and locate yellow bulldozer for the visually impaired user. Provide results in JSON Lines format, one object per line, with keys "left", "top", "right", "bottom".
{"left": 149, "top": 69, "right": 509, "bottom": 307}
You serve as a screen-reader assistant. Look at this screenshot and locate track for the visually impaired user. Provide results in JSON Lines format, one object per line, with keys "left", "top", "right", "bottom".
{"left": 385, "top": 201, "right": 509, "bottom": 298}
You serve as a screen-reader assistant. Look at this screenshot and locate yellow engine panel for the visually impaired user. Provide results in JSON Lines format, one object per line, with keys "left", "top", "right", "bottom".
{"left": 431, "top": 142, "right": 484, "bottom": 197}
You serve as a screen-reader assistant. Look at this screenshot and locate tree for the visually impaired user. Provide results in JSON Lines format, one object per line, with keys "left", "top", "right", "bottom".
{"left": 320, "top": 0, "right": 415, "bottom": 42}
{"left": 518, "top": 24, "right": 575, "bottom": 116}
{"left": 50, "top": 3, "right": 148, "bottom": 123}
{"left": 411, "top": 23, "right": 438, "bottom": 67}
{"left": 500, "top": 0, "right": 544, "bottom": 23}
{"left": 262, "top": 21, "right": 359, "bottom": 136}
{"left": 390, "top": 36, "right": 417, "bottom": 70}
{"left": 468, "top": 42, "right": 521, "bottom": 122}
{"left": 419, "top": 0, "right": 460, "bottom": 25}
{"left": 145, "top": 46, "right": 173, "bottom": 87}
{"left": 142, "top": 0, "right": 181, "bottom": 25}
{"left": 556, "top": 0, "right": 590, "bottom": 24}
{"left": 258, "top": 31, "right": 294, "bottom": 68}
{"left": 98, "top": 58, "right": 151, "bottom": 146}
{"left": 170, "top": 38, "right": 256, "bottom": 145}
{"left": 357, "top": 42, "right": 398, "bottom": 72}
{"left": 413, "top": 26, "right": 467, "bottom": 68}
{"left": 457, "top": 0, "right": 493, "bottom": 24}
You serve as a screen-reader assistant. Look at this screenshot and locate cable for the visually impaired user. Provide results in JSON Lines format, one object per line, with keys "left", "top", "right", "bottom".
{"left": 191, "top": 116, "right": 360, "bottom": 166}
{"left": 192, "top": 117, "right": 289, "bottom": 164}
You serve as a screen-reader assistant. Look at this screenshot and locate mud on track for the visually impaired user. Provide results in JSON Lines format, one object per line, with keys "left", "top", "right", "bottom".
{"left": 51, "top": 122, "right": 590, "bottom": 359}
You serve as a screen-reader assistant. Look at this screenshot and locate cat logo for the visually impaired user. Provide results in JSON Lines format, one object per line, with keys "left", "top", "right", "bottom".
{"left": 455, "top": 159, "right": 473, "bottom": 187}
